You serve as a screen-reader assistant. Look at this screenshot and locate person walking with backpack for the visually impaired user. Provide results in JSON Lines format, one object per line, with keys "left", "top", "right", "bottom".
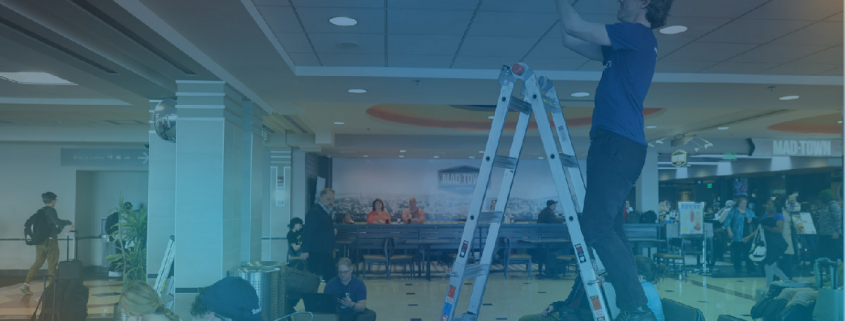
{"left": 21, "top": 192, "right": 73, "bottom": 295}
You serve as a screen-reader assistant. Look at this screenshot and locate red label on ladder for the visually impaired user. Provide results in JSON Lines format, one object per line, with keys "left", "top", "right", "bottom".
{"left": 459, "top": 240, "right": 469, "bottom": 258}
{"left": 590, "top": 295, "right": 603, "bottom": 311}
{"left": 446, "top": 285, "right": 456, "bottom": 303}
{"left": 575, "top": 244, "right": 587, "bottom": 263}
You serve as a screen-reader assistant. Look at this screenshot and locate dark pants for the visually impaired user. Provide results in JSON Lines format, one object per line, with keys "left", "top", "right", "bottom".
{"left": 339, "top": 308, "right": 377, "bottom": 321}
{"left": 581, "top": 129, "right": 647, "bottom": 311}
{"left": 307, "top": 252, "right": 337, "bottom": 281}
{"left": 779, "top": 254, "right": 794, "bottom": 279}
{"left": 819, "top": 235, "right": 843, "bottom": 261}
{"left": 730, "top": 241, "right": 756, "bottom": 272}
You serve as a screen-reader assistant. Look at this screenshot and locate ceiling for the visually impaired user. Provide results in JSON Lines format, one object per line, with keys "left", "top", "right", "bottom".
{"left": 0, "top": 0, "right": 841, "bottom": 160}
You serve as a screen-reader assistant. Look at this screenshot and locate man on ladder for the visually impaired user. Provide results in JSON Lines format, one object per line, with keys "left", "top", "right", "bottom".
{"left": 554, "top": 0, "right": 674, "bottom": 320}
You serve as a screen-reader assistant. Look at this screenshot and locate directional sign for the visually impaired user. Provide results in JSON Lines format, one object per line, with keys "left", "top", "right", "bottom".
{"left": 61, "top": 148, "right": 149, "bottom": 168}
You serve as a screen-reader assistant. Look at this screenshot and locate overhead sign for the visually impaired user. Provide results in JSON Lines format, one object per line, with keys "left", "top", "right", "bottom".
{"left": 752, "top": 138, "right": 841, "bottom": 157}
{"left": 60, "top": 148, "right": 148, "bottom": 168}
{"left": 438, "top": 166, "right": 479, "bottom": 195}
{"left": 671, "top": 150, "right": 687, "bottom": 167}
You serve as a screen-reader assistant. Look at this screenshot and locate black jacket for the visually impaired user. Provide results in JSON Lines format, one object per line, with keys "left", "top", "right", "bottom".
{"left": 301, "top": 204, "right": 336, "bottom": 254}
{"left": 42, "top": 206, "right": 72, "bottom": 238}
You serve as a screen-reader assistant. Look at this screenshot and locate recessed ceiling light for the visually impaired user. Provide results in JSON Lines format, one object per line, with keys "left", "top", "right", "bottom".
{"left": 348, "top": 89, "right": 367, "bottom": 94}
{"left": 363, "top": 155, "right": 369, "bottom": 158}
{"left": 433, "top": 155, "right": 440, "bottom": 159}
{"left": 570, "top": 92, "right": 590, "bottom": 98}
{"left": 646, "top": 125, "right": 657, "bottom": 129}
{"left": 717, "top": 127, "right": 729, "bottom": 130}
{"left": 779, "top": 95, "right": 799, "bottom": 101}
{"left": 478, "top": 150, "right": 485, "bottom": 153}
{"left": 329, "top": 17, "right": 357, "bottom": 27}
{"left": 336, "top": 41, "right": 360, "bottom": 49}
{"left": 333, "top": 121, "right": 345, "bottom": 125}
{"left": 399, "top": 155, "right": 404, "bottom": 158}
{"left": 469, "top": 156, "right": 475, "bottom": 159}
{"left": 838, "top": 121, "right": 843, "bottom": 124}
{"left": 0, "top": 72, "right": 75, "bottom": 85}
{"left": 538, "top": 156, "right": 544, "bottom": 160}
{"left": 488, "top": 116, "right": 495, "bottom": 120}
{"left": 399, "top": 150, "right": 406, "bottom": 153}
{"left": 660, "top": 25, "right": 688, "bottom": 35}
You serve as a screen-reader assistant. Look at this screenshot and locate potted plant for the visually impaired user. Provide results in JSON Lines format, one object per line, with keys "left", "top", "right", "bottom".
{"left": 106, "top": 196, "right": 147, "bottom": 289}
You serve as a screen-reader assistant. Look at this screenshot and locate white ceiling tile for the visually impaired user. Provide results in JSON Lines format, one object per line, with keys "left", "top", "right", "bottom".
{"left": 743, "top": 0, "right": 843, "bottom": 21}
{"left": 387, "top": 0, "right": 479, "bottom": 10}
{"left": 468, "top": 11, "right": 558, "bottom": 38}
{"left": 660, "top": 42, "right": 757, "bottom": 62}
{"left": 654, "top": 17, "right": 733, "bottom": 43}
{"left": 729, "top": 44, "right": 831, "bottom": 63}
{"left": 388, "top": 9, "right": 473, "bottom": 35}
{"left": 670, "top": 0, "right": 769, "bottom": 18}
{"left": 289, "top": 52, "right": 321, "bottom": 66}
{"left": 699, "top": 62, "right": 780, "bottom": 74}
{"left": 528, "top": 37, "right": 594, "bottom": 59}
{"left": 459, "top": 36, "right": 537, "bottom": 56}
{"left": 480, "top": 0, "right": 556, "bottom": 13}
{"left": 698, "top": 19, "right": 812, "bottom": 44}
{"left": 388, "top": 35, "right": 462, "bottom": 55}
{"left": 657, "top": 41, "right": 688, "bottom": 59}
{"left": 308, "top": 33, "right": 384, "bottom": 54}
{"left": 251, "top": 0, "right": 290, "bottom": 6}
{"left": 296, "top": 7, "right": 384, "bottom": 34}
{"left": 769, "top": 22, "right": 844, "bottom": 46}
{"left": 793, "top": 45, "right": 843, "bottom": 65}
{"left": 577, "top": 60, "right": 604, "bottom": 71}
{"left": 574, "top": 0, "right": 621, "bottom": 15}
{"left": 258, "top": 6, "right": 302, "bottom": 33}
{"left": 816, "top": 66, "right": 842, "bottom": 76}
{"left": 274, "top": 33, "right": 313, "bottom": 53}
{"left": 546, "top": 15, "right": 618, "bottom": 38}
{"left": 655, "top": 61, "right": 718, "bottom": 73}
{"left": 291, "top": 0, "right": 383, "bottom": 8}
{"left": 318, "top": 53, "right": 384, "bottom": 66}
{"left": 522, "top": 57, "right": 590, "bottom": 70}
{"left": 763, "top": 63, "right": 841, "bottom": 75}
{"left": 452, "top": 55, "right": 520, "bottom": 69}
{"left": 388, "top": 55, "right": 453, "bottom": 68}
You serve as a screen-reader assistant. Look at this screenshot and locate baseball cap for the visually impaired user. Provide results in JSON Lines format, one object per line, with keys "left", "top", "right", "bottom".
{"left": 200, "top": 277, "right": 263, "bottom": 321}
{"left": 546, "top": 200, "right": 558, "bottom": 207}
{"left": 724, "top": 200, "right": 735, "bottom": 208}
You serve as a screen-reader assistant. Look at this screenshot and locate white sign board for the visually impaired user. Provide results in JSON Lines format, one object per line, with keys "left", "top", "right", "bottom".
{"left": 792, "top": 212, "right": 817, "bottom": 235}
{"left": 678, "top": 202, "right": 704, "bottom": 235}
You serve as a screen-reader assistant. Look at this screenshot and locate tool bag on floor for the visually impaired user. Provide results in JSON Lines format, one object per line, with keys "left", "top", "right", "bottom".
{"left": 30, "top": 278, "right": 89, "bottom": 321}
{"left": 813, "top": 258, "right": 843, "bottom": 321}
{"left": 661, "top": 298, "right": 704, "bottom": 321}
{"left": 284, "top": 263, "right": 320, "bottom": 293}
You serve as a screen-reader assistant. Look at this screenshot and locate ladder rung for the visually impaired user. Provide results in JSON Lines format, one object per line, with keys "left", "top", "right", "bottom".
{"left": 462, "top": 264, "right": 490, "bottom": 281}
{"left": 492, "top": 155, "right": 518, "bottom": 169}
{"left": 558, "top": 153, "right": 578, "bottom": 168}
{"left": 477, "top": 211, "right": 503, "bottom": 224}
{"left": 453, "top": 313, "right": 478, "bottom": 321}
{"left": 507, "top": 96, "right": 532, "bottom": 114}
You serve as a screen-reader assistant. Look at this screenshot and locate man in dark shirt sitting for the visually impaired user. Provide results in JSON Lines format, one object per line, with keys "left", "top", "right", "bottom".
{"left": 323, "top": 258, "right": 376, "bottom": 321}
{"left": 537, "top": 200, "right": 563, "bottom": 224}
{"left": 21, "top": 192, "right": 73, "bottom": 295}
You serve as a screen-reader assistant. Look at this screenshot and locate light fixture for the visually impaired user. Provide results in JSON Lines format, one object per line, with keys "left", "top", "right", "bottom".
{"left": 839, "top": 121, "right": 843, "bottom": 124}
{"left": 348, "top": 89, "right": 367, "bottom": 94}
{"left": 717, "top": 127, "right": 729, "bottom": 130}
{"left": 329, "top": 17, "right": 357, "bottom": 27}
{"left": 570, "top": 92, "right": 590, "bottom": 98}
{"left": 659, "top": 25, "right": 688, "bottom": 35}
{"left": 363, "top": 155, "right": 369, "bottom": 158}
{"left": 469, "top": 156, "right": 475, "bottom": 159}
{"left": 399, "top": 150, "right": 406, "bottom": 153}
{"left": 333, "top": 121, "right": 345, "bottom": 125}
{"left": 488, "top": 116, "right": 495, "bottom": 120}
{"left": 655, "top": 139, "right": 664, "bottom": 144}
{"left": 399, "top": 155, "right": 404, "bottom": 158}
{"left": 646, "top": 125, "right": 657, "bottom": 129}
{"left": 0, "top": 72, "right": 75, "bottom": 85}
{"left": 779, "top": 95, "right": 799, "bottom": 101}
{"left": 538, "top": 156, "right": 545, "bottom": 160}
{"left": 478, "top": 150, "right": 485, "bottom": 153}
{"left": 433, "top": 155, "right": 440, "bottom": 159}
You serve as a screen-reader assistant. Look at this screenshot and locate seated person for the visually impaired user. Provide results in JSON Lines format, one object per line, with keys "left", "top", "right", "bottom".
{"left": 336, "top": 213, "right": 355, "bottom": 225}
{"left": 367, "top": 199, "right": 391, "bottom": 224}
{"left": 190, "top": 277, "right": 263, "bottom": 321}
{"left": 519, "top": 255, "right": 664, "bottom": 321}
{"left": 537, "top": 200, "right": 563, "bottom": 224}
{"left": 401, "top": 197, "right": 425, "bottom": 224}
{"left": 323, "top": 258, "right": 377, "bottom": 321}
{"left": 119, "top": 281, "right": 180, "bottom": 321}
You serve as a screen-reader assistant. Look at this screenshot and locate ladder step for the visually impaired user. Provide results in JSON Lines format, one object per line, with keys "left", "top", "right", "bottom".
{"left": 507, "top": 96, "right": 532, "bottom": 114}
{"left": 558, "top": 153, "right": 578, "bottom": 168}
{"left": 462, "top": 264, "right": 490, "bottom": 281}
{"left": 477, "top": 211, "right": 503, "bottom": 224}
{"left": 453, "top": 313, "right": 478, "bottom": 321}
{"left": 492, "top": 155, "right": 518, "bottom": 169}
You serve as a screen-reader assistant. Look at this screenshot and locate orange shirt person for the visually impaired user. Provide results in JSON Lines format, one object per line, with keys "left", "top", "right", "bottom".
{"left": 367, "top": 199, "right": 392, "bottom": 224}
{"left": 402, "top": 197, "right": 425, "bottom": 224}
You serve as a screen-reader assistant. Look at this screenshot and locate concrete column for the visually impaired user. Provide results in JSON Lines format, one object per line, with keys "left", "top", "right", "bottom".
{"left": 291, "top": 149, "right": 307, "bottom": 220}
{"left": 146, "top": 100, "right": 176, "bottom": 282}
{"left": 636, "top": 147, "right": 659, "bottom": 213}
{"left": 240, "top": 101, "right": 266, "bottom": 262}
{"left": 264, "top": 134, "right": 292, "bottom": 261}
{"left": 173, "top": 80, "right": 244, "bottom": 319}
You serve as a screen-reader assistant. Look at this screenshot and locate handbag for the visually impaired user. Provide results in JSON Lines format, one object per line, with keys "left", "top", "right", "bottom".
{"left": 749, "top": 226, "right": 767, "bottom": 262}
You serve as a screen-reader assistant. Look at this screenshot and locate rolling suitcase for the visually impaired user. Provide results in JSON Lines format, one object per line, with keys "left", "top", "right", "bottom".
{"left": 57, "top": 230, "right": 83, "bottom": 281}
{"left": 813, "top": 258, "right": 843, "bottom": 321}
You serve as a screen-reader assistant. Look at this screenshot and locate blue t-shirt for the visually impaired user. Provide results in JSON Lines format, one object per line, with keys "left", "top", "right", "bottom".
{"left": 323, "top": 276, "right": 367, "bottom": 315}
{"left": 592, "top": 22, "right": 657, "bottom": 146}
{"left": 724, "top": 208, "right": 756, "bottom": 242}
{"left": 642, "top": 282, "right": 665, "bottom": 321}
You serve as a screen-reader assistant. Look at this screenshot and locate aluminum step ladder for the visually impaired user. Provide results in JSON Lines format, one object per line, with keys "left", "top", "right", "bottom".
{"left": 154, "top": 236, "right": 176, "bottom": 310}
{"left": 440, "top": 63, "right": 617, "bottom": 321}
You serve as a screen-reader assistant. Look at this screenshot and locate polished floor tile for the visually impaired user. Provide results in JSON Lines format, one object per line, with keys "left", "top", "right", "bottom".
{"left": 0, "top": 279, "right": 121, "bottom": 319}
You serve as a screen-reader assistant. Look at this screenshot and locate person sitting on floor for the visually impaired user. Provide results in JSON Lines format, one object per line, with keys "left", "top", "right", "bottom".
{"left": 119, "top": 281, "right": 180, "bottom": 321}
{"left": 323, "top": 258, "right": 377, "bottom": 321}
{"left": 519, "top": 255, "right": 665, "bottom": 321}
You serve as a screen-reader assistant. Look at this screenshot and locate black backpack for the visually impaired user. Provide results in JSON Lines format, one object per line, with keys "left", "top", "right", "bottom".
{"left": 640, "top": 210, "right": 658, "bottom": 224}
{"left": 24, "top": 208, "right": 54, "bottom": 246}
{"left": 31, "top": 278, "right": 89, "bottom": 321}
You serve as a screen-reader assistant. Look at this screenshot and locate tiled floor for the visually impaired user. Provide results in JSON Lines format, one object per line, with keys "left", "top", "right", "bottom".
{"left": 0, "top": 279, "right": 121, "bottom": 320}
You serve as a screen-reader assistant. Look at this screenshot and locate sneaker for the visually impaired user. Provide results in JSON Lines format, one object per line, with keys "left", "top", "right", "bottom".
{"left": 20, "top": 284, "right": 32, "bottom": 295}
{"left": 614, "top": 306, "right": 657, "bottom": 321}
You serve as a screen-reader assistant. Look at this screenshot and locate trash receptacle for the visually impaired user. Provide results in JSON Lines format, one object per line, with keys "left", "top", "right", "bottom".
{"left": 229, "top": 262, "right": 283, "bottom": 321}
